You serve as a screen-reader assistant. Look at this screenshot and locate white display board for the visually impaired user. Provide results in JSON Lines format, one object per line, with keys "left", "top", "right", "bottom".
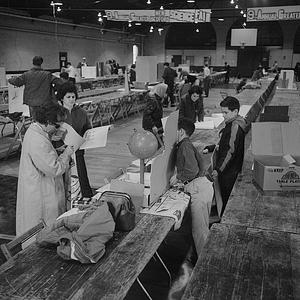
{"left": 136, "top": 56, "right": 158, "bottom": 83}
{"left": 231, "top": 29, "right": 257, "bottom": 47}
{"left": 7, "top": 75, "right": 30, "bottom": 116}
{"left": 277, "top": 70, "right": 295, "bottom": 90}
{"left": 81, "top": 66, "right": 97, "bottom": 79}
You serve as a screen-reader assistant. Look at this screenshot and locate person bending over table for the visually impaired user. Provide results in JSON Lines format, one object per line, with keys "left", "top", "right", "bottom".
{"left": 179, "top": 85, "right": 204, "bottom": 123}
{"left": 170, "top": 118, "right": 214, "bottom": 256}
{"left": 16, "top": 104, "right": 73, "bottom": 238}
{"left": 206, "top": 96, "right": 246, "bottom": 216}
{"left": 142, "top": 83, "right": 168, "bottom": 146}
{"left": 57, "top": 82, "right": 93, "bottom": 198}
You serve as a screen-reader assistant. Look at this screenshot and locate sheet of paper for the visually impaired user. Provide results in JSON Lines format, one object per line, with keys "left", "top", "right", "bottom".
{"left": 211, "top": 113, "right": 223, "bottom": 118}
{"left": 80, "top": 125, "right": 110, "bottom": 149}
{"left": 60, "top": 122, "right": 85, "bottom": 151}
{"left": 204, "top": 116, "right": 224, "bottom": 128}
{"left": 7, "top": 82, "right": 30, "bottom": 117}
{"left": 239, "top": 105, "right": 252, "bottom": 117}
{"left": 161, "top": 116, "right": 168, "bottom": 131}
{"left": 195, "top": 120, "right": 215, "bottom": 130}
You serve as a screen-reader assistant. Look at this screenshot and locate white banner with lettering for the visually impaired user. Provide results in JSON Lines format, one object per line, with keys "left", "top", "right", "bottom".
{"left": 105, "top": 9, "right": 211, "bottom": 23}
{"left": 247, "top": 6, "right": 300, "bottom": 22}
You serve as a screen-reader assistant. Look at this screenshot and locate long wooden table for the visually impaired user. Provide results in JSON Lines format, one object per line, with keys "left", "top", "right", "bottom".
{"left": 0, "top": 213, "right": 174, "bottom": 299}
{"left": 183, "top": 80, "right": 300, "bottom": 299}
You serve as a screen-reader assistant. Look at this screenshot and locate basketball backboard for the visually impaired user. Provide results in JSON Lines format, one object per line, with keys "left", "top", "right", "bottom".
{"left": 231, "top": 28, "right": 257, "bottom": 47}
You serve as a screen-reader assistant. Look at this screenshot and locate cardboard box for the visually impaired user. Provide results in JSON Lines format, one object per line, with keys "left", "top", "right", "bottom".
{"left": 260, "top": 105, "right": 289, "bottom": 122}
{"left": 252, "top": 122, "right": 300, "bottom": 191}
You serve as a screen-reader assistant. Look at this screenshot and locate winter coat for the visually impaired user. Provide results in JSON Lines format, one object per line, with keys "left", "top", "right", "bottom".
{"left": 8, "top": 67, "right": 59, "bottom": 107}
{"left": 36, "top": 203, "right": 115, "bottom": 264}
{"left": 16, "top": 123, "right": 70, "bottom": 236}
{"left": 216, "top": 115, "right": 247, "bottom": 175}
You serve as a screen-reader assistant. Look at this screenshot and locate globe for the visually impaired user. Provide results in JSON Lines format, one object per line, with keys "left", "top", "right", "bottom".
{"left": 128, "top": 129, "right": 158, "bottom": 159}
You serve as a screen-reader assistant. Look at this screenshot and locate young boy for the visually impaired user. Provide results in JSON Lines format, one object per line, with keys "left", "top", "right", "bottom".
{"left": 210, "top": 96, "right": 246, "bottom": 215}
{"left": 170, "top": 118, "right": 214, "bottom": 256}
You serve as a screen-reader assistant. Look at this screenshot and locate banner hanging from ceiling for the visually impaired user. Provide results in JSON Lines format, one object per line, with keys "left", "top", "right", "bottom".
{"left": 105, "top": 9, "right": 211, "bottom": 23}
{"left": 247, "top": 6, "right": 300, "bottom": 22}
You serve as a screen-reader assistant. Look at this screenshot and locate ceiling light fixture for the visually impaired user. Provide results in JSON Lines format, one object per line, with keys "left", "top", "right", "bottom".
{"left": 243, "top": 13, "right": 246, "bottom": 17}
{"left": 235, "top": 4, "right": 239, "bottom": 8}
{"left": 160, "top": 5, "right": 164, "bottom": 10}
{"left": 135, "top": 22, "right": 141, "bottom": 25}
{"left": 187, "top": 0, "right": 195, "bottom": 3}
{"left": 240, "top": 10, "right": 243, "bottom": 14}
{"left": 98, "top": 12, "right": 101, "bottom": 17}
{"left": 147, "top": 0, "right": 151, "bottom": 4}
{"left": 98, "top": 17, "right": 103, "bottom": 22}
{"left": 57, "top": 6, "right": 61, "bottom": 12}
{"left": 243, "top": 22, "right": 246, "bottom": 26}
{"left": 196, "top": 28, "right": 199, "bottom": 32}
{"left": 230, "top": 0, "right": 234, "bottom": 4}
{"left": 218, "top": 18, "right": 224, "bottom": 21}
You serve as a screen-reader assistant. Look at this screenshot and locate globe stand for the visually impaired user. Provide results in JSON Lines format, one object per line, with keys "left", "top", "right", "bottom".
{"left": 140, "top": 158, "right": 145, "bottom": 184}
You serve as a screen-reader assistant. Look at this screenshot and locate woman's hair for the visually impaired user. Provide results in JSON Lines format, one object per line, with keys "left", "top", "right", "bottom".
{"left": 57, "top": 81, "right": 78, "bottom": 101}
{"left": 34, "top": 104, "right": 66, "bottom": 125}
{"left": 188, "top": 85, "right": 202, "bottom": 95}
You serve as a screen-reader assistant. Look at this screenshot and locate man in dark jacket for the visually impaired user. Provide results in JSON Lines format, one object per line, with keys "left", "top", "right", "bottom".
{"left": 8, "top": 56, "right": 59, "bottom": 119}
{"left": 162, "top": 62, "right": 177, "bottom": 107}
{"left": 210, "top": 96, "right": 246, "bottom": 215}
{"left": 179, "top": 85, "right": 204, "bottom": 122}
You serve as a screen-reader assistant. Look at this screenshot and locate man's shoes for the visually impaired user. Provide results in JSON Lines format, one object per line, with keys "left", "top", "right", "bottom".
{"left": 167, "top": 260, "right": 193, "bottom": 300}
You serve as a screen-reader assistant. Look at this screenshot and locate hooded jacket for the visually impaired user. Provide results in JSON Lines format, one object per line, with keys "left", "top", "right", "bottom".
{"left": 216, "top": 115, "right": 247, "bottom": 174}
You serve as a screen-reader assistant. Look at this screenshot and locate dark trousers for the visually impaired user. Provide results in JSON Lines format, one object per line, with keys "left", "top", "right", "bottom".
{"left": 218, "top": 169, "right": 240, "bottom": 216}
{"left": 76, "top": 149, "right": 93, "bottom": 197}
{"left": 225, "top": 73, "right": 230, "bottom": 84}
{"left": 203, "top": 77, "right": 211, "bottom": 97}
{"left": 163, "top": 82, "right": 175, "bottom": 106}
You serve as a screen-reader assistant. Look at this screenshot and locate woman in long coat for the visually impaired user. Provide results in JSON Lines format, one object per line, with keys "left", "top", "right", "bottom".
{"left": 16, "top": 105, "right": 73, "bottom": 237}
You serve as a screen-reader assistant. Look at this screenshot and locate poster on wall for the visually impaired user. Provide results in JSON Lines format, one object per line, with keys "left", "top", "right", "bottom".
{"left": 7, "top": 75, "right": 30, "bottom": 117}
{"left": 105, "top": 9, "right": 211, "bottom": 23}
{"left": 247, "top": 6, "right": 300, "bottom": 22}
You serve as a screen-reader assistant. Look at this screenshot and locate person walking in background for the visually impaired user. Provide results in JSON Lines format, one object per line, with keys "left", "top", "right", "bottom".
{"left": 203, "top": 63, "right": 211, "bottom": 97}
{"left": 64, "top": 62, "right": 77, "bottom": 84}
{"left": 8, "top": 56, "right": 60, "bottom": 119}
{"left": 142, "top": 83, "right": 168, "bottom": 146}
{"left": 179, "top": 85, "right": 204, "bottom": 122}
{"left": 16, "top": 104, "right": 73, "bottom": 238}
{"left": 77, "top": 57, "right": 87, "bottom": 68}
{"left": 162, "top": 62, "right": 177, "bottom": 107}
{"left": 129, "top": 64, "right": 136, "bottom": 84}
{"left": 294, "top": 62, "right": 300, "bottom": 82}
{"left": 104, "top": 60, "right": 112, "bottom": 76}
{"left": 224, "top": 62, "right": 230, "bottom": 84}
{"left": 57, "top": 82, "right": 93, "bottom": 198}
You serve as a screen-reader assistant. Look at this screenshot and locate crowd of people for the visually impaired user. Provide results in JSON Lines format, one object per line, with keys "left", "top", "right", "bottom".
{"left": 9, "top": 56, "right": 253, "bottom": 287}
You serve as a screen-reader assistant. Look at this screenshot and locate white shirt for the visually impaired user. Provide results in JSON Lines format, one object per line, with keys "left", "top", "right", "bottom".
{"left": 203, "top": 66, "right": 210, "bottom": 78}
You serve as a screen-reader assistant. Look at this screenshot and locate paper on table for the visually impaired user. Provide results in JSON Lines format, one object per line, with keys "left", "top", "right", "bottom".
{"left": 7, "top": 82, "right": 30, "bottom": 117}
{"left": 80, "top": 125, "right": 110, "bottom": 149}
{"left": 195, "top": 120, "right": 215, "bottom": 130}
{"left": 118, "top": 172, "right": 151, "bottom": 187}
{"left": 211, "top": 113, "right": 223, "bottom": 118}
{"left": 204, "top": 116, "right": 224, "bottom": 128}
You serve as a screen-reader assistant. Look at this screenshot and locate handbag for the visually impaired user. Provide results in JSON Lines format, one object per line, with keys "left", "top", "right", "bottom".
{"left": 99, "top": 191, "right": 136, "bottom": 231}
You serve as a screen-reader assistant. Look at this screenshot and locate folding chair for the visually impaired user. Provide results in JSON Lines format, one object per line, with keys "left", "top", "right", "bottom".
{"left": 0, "top": 220, "right": 46, "bottom": 261}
